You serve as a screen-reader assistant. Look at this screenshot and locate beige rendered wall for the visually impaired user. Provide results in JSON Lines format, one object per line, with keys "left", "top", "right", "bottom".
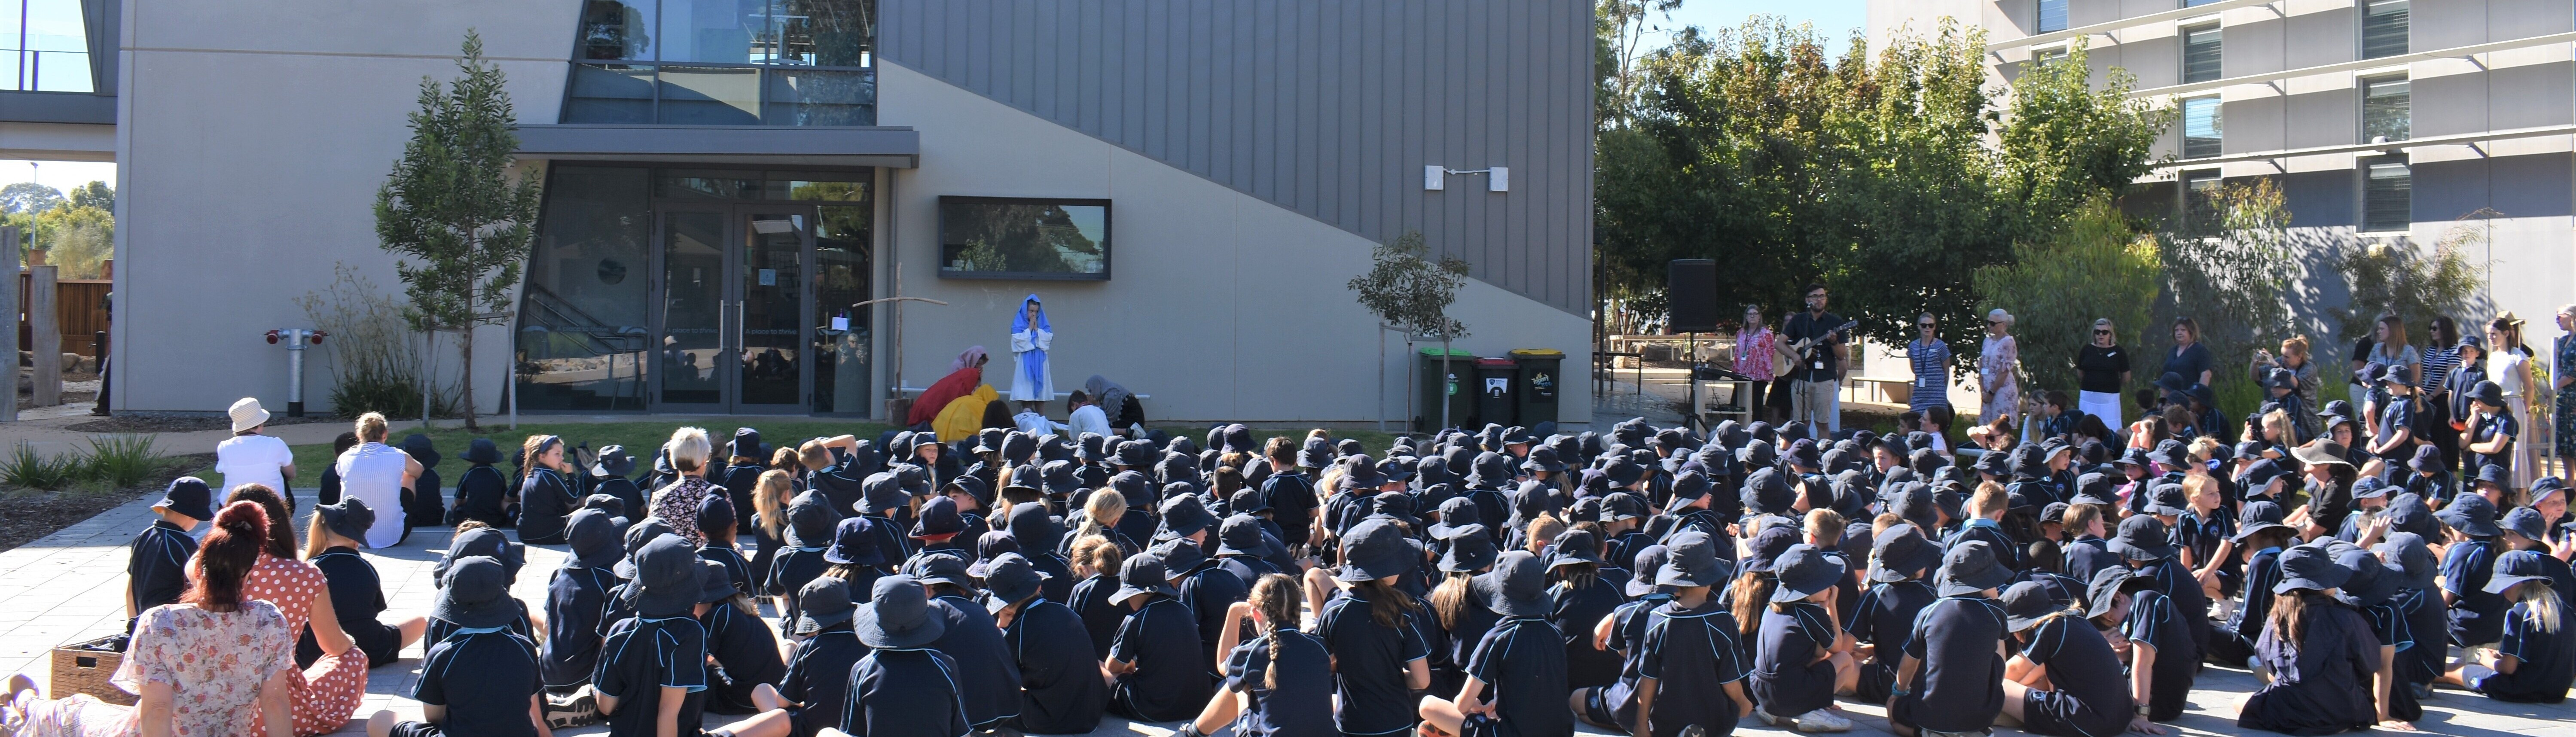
{"left": 876, "top": 61, "right": 1595, "bottom": 426}
{"left": 112, "top": 0, "right": 574, "bottom": 413}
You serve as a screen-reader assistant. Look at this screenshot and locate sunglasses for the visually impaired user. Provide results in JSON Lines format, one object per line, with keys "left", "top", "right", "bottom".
{"left": 1987, "top": 320, "right": 2005, "bottom": 326}
{"left": 1918, "top": 323, "right": 1937, "bottom": 329}
{"left": 2094, "top": 329, "right": 2112, "bottom": 335}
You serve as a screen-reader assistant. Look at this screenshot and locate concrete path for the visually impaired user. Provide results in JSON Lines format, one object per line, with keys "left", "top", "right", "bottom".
{"left": 0, "top": 489, "right": 2568, "bottom": 735}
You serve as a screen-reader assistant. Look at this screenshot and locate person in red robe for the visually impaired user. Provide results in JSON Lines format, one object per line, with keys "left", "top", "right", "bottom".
{"left": 910, "top": 346, "right": 989, "bottom": 427}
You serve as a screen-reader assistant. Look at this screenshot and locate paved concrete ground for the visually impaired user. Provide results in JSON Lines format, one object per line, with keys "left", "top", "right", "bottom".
{"left": 1, "top": 489, "right": 2570, "bottom": 736}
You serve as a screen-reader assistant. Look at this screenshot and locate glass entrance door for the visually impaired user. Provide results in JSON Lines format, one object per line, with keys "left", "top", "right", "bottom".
{"left": 652, "top": 206, "right": 815, "bottom": 413}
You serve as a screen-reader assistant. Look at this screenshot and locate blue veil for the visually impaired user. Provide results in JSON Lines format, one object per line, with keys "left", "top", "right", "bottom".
{"left": 1013, "top": 294, "right": 1050, "bottom": 389}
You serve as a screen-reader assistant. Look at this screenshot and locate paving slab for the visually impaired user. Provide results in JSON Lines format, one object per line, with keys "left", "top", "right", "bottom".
{"left": 0, "top": 487, "right": 2567, "bottom": 736}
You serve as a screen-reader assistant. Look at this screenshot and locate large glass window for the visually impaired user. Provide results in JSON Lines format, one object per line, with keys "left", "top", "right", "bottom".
{"left": 2182, "top": 24, "right": 2222, "bottom": 83}
{"left": 2182, "top": 97, "right": 2223, "bottom": 158}
{"left": 2362, "top": 0, "right": 2408, "bottom": 59}
{"left": 565, "top": 0, "right": 875, "bottom": 125}
{"left": 2036, "top": 0, "right": 2068, "bottom": 33}
{"left": 2181, "top": 169, "right": 2222, "bottom": 226}
{"left": 517, "top": 166, "right": 656, "bottom": 411}
{"left": 4, "top": 0, "right": 90, "bottom": 92}
{"left": 2362, "top": 75, "right": 2409, "bottom": 143}
{"left": 940, "top": 198, "right": 1111, "bottom": 280}
{"left": 2363, "top": 157, "right": 2411, "bottom": 232}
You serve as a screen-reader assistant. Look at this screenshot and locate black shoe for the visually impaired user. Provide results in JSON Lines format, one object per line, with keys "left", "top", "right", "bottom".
{"left": 543, "top": 687, "right": 600, "bottom": 728}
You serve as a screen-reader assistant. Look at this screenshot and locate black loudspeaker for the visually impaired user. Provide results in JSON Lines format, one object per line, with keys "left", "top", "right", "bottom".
{"left": 1666, "top": 259, "right": 1718, "bottom": 333}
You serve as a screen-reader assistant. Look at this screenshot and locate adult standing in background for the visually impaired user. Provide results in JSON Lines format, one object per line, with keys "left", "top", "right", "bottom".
{"left": 2164, "top": 317, "right": 2216, "bottom": 389}
{"left": 1782, "top": 283, "right": 1848, "bottom": 432}
{"left": 1980, "top": 308, "right": 2021, "bottom": 425}
{"left": 1906, "top": 312, "right": 1953, "bottom": 418}
{"left": 2553, "top": 305, "right": 2576, "bottom": 475}
{"left": 2487, "top": 314, "right": 2540, "bottom": 489}
{"left": 2350, "top": 323, "right": 2379, "bottom": 408}
{"left": 2077, "top": 318, "right": 2132, "bottom": 428}
{"left": 1010, "top": 294, "right": 1055, "bottom": 414}
{"left": 333, "top": 412, "right": 416, "bottom": 549}
{"left": 2366, "top": 315, "right": 2421, "bottom": 391}
{"left": 2249, "top": 335, "right": 2323, "bottom": 440}
{"left": 2417, "top": 317, "right": 2466, "bottom": 470}
{"left": 1736, "top": 305, "right": 1779, "bottom": 422}
{"left": 217, "top": 397, "right": 295, "bottom": 506}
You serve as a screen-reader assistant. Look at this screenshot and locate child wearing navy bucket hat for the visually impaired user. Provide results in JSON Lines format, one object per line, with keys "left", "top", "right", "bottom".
{"left": 1315, "top": 518, "right": 1435, "bottom": 737}
{"left": 298, "top": 496, "right": 425, "bottom": 670}
{"left": 767, "top": 490, "right": 842, "bottom": 625}
{"left": 365, "top": 556, "right": 549, "bottom": 737}
{"left": 1996, "top": 580, "right": 2134, "bottom": 737}
{"left": 820, "top": 515, "right": 888, "bottom": 605}
{"left": 750, "top": 577, "right": 868, "bottom": 737}
{"left": 448, "top": 437, "right": 516, "bottom": 527}
{"left": 541, "top": 508, "right": 623, "bottom": 692}
{"left": 825, "top": 574, "right": 972, "bottom": 737}
{"left": 1574, "top": 530, "right": 1751, "bottom": 737}
{"left": 1106, "top": 551, "right": 1214, "bottom": 723}
{"left": 699, "top": 559, "right": 787, "bottom": 716}
{"left": 127, "top": 477, "right": 211, "bottom": 628}
{"left": 2443, "top": 549, "right": 2576, "bottom": 704}
{"left": 2334, "top": 542, "right": 2422, "bottom": 726}
{"left": 698, "top": 495, "right": 757, "bottom": 596}
{"left": 1886, "top": 540, "right": 2011, "bottom": 737}
{"left": 1847, "top": 523, "right": 1941, "bottom": 704}
{"left": 2238, "top": 543, "right": 2384, "bottom": 734}
{"left": 908, "top": 553, "right": 1025, "bottom": 731}
{"left": 575, "top": 535, "right": 798, "bottom": 737}
{"left": 1416, "top": 550, "right": 1570, "bottom": 737}
{"left": 2439, "top": 493, "right": 2510, "bottom": 661}
{"left": 981, "top": 552, "right": 1106, "bottom": 735}
{"left": 1546, "top": 528, "right": 1625, "bottom": 691}
{"left": 1752, "top": 543, "right": 1855, "bottom": 732}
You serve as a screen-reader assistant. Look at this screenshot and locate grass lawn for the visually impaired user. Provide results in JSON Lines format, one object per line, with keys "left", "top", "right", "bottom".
{"left": 263, "top": 420, "right": 1405, "bottom": 489}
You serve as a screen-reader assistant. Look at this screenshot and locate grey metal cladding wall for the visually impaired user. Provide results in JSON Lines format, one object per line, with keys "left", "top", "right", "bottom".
{"left": 880, "top": 0, "right": 1596, "bottom": 315}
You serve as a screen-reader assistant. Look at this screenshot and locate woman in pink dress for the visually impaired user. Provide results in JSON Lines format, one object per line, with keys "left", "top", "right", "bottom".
{"left": 1736, "top": 305, "right": 1780, "bottom": 422}
{"left": 226, "top": 484, "right": 367, "bottom": 736}
{"left": 4, "top": 500, "right": 297, "bottom": 737}
{"left": 1981, "top": 308, "right": 2023, "bottom": 425}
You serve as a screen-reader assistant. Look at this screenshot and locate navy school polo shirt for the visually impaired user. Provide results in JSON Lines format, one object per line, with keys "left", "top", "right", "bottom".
{"left": 1470, "top": 617, "right": 1572, "bottom": 737}
{"left": 1899, "top": 595, "right": 2008, "bottom": 734}
{"left": 1944, "top": 520, "right": 2024, "bottom": 572}
{"left": 1224, "top": 627, "right": 1336, "bottom": 737}
{"left": 928, "top": 594, "right": 1025, "bottom": 728}
{"left": 2063, "top": 536, "right": 2119, "bottom": 589}
{"left": 1028, "top": 550, "right": 1079, "bottom": 604}
{"left": 1754, "top": 600, "right": 1841, "bottom": 717}
{"left": 2479, "top": 600, "right": 2576, "bottom": 703}
{"left": 1180, "top": 563, "right": 1252, "bottom": 675}
{"left": 302, "top": 547, "right": 389, "bottom": 667}
{"left": 1109, "top": 594, "right": 1212, "bottom": 722}
{"left": 702, "top": 602, "right": 787, "bottom": 700}
{"left": 1550, "top": 578, "right": 1627, "bottom": 689}
{"left": 2123, "top": 589, "right": 2198, "bottom": 718}
{"left": 1624, "top": 598, "right": 1749, "bottom": 737}
{"left": 428, "top": 599, "right": 535, "bottom": 646}
{"left": 1006, "top": 600, "right": 1108, "bottom": 734}
{"left": 1068, "top": 573, "right": 1124, "bottom": 660}
{"left": 594, "top": 614, "right": 709, "bottom": 737}
{"left": 2441, "top": 539, "right": 2506, "bottom": 645}
{"left": 2017, "top": 615, "right": 2131, "bottom": 737}
{"left": 779, "top": 628, "right": 870, "bottom": 737}
{"left": 767, "top": 547, "right": 831, "bottom": 623}
{"left": 842, "top": 647, "right": 972, "bottom": 737}
{"left": 699, "top": 545, "right": 757, "bottom": 600}
{"left": 1316, "top": 588, "right": 1434, "bottom": 735}
{"left": 2227, "top": 548, "right": 2285, "bottom": 643}
{"left": 127, "top": 520, "right": 195, "bottom": 615}
{"left": 541, "top": 564, "right": 619, "bottom": 688}
{"left": 1848, "top": 579, "right": 1938, "bottom": 652}
{"left": 415, "top": 627, "right": 544, "bottom": 737}
{"left": 2175, "top": 506, "right": 2236, "bottom": 568}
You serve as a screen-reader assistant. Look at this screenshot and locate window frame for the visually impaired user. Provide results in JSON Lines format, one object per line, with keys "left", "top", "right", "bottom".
{"left": 2359, "top": 155, "right": 2412, "bottom": 234}
{"left": 935, "top": 196, "right": 1115, "bottom": 282}
{"left": 2036, "top": 0, "right": 2069, "bottom": 34}
{"left": 2179, "top": 169, "right": 2223, "bottom": 227}
{"left": 2359, "top": 73, "right": 2410, "bottom": 143}
{"left": 2179, "top": 22, "right": 2222, "bottom": 84}
{"left": 2181, "top": 96, "right": 2224, "bottom": 158}
{"left": 2361, "top": 0, "right": 2409, "bottom": 60}
{"left": 562, "top": 0, "right": 877, "bottom": 126}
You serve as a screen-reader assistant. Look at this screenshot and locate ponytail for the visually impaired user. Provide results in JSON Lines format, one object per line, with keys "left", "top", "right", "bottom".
{"left": 1431, "top": 571, "right": 1475, "bottom": 630}
{"left": 185, "top": 502, "right": 270, "bottom": 612}
{"left": 1249, "top": 574, "right": 1303, "bottom": 690}
{"left": 2514, "top": 582, "right": 2566, "bottom": 634}
{"left": 1358, "top": 577, "right": 1421, "bottom": 630}
{"left": 1731, "top": 569, "right": 1776, "bottom": 638}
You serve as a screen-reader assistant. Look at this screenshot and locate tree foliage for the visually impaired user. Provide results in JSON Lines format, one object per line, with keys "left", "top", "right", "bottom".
{"left": 0, "top": 181, "right": 116, "bottom": 278}
{"left": 374, "top": 30, "right": 543, "bottom": 429}
{"left": 2335, "top": 210, "right": 2491, "bottom": 341}
{"left": 1349, "top": 231, "right": 1470, "bottom": 341}
{"left": 2158, "top": 177, "right": 2295, "bottom": 365}
{"left": 1594, "top": 20, "right": 2173, "bottom": 357}
{"left": 1973, "top": 198, "right": 2162, "bottom": 391}
{"left": 0, "top": 183, "right": 63, "bottom": 215}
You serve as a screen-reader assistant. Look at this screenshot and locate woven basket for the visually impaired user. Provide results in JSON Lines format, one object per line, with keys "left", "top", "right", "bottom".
{"left": 50, "top": 634, "right": 135, "bottom": 706}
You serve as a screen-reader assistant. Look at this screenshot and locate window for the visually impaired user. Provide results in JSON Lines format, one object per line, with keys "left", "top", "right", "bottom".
{"left": 2181, "top": 169, "right": 2222, "bottom": 225}
{"left": 2361, "top": 75, "right": 2409, "bottom": 143}
{"left": 2036, "top": 0, "right": 2068, "bottom": 33}
{"left": 2033, "top": 46, "right": 2070, "bottom": 64}
{"left": 564, "top": 0, "right": 876, "bottom": 125}
{"left": 2182, "top": 24, "right": 2222, "bottom": 83}
{"left": 2362, "top": 156, "right": 2411, "bottom": 231}
{"left": 3, "top": 0, "right": 90, "bottom": 92}
{"left": 2182, "top": 97, "right": 2223, "bottom": 158}
{"left": 2362, "top": 0, "right": 2408, "bottom": 59}
{"left": 939, "top": 198, "right": 1111, "bottom": 280}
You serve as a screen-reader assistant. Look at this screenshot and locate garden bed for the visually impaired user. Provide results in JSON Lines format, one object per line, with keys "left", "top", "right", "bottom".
{"left": 0, "top": 451, "right": 214, "bottom": 554}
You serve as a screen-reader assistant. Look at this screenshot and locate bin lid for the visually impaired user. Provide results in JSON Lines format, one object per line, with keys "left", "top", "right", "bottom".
{"left": 1475, "top": 357, "right": 1517, "bottom": 367}
{"left": 1419, "top": 347, "right": 1475, "bottom": 357}
{"left": 1508, "top": 349, "right": 1564, "bottom": 358}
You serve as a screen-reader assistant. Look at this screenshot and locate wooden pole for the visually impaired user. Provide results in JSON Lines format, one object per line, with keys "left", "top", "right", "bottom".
{"left": 29, "top": 265, "right": 58, "bottom": 407}
{"left": 0, "top": 228, "right": 17, "bottom": 422}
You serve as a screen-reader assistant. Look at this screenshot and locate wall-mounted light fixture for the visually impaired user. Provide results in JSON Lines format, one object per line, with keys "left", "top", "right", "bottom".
{"left": 1425, "top": 165, "right": 1508, "bottom": 192}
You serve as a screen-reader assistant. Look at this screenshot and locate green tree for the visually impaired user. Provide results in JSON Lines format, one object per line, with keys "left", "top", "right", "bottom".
{"left": 2159, "top": 177, "right": 2295, "bottom": 368}
{"left": 2335, "top": 210, "right": 2490, "bottom": 341}
{"left": 1349, "top": 231, "right": 1471, "bottom": 429}
{"left": 65, "top": 181, "right": 113, "bottom": 211}
{"left": 1974, "top": 198, "right": 2161, "bottom": 391}
{"left": 374, "top": 30, "right": 543, "bottom": 430}
{"left": 35, "top": 204, "right": 113, "bottom": 279}
{"left": 0, "top": 183, "right": 62, "bottom": 215}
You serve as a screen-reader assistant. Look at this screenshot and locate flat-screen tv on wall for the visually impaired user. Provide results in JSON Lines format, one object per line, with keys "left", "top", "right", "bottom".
{"left": 937, "top": 196, "right": 1111, "bottom": 280}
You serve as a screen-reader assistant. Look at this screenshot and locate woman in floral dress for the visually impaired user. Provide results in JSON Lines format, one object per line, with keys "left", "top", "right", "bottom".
{"left": 228, "top": 484, "right": 366, "bottom": 736}
{"left": 650, "top": 426, "right": 720, "bottom": 546}
{"left": 6, "top": 500, "right": 296, "bottom": 737}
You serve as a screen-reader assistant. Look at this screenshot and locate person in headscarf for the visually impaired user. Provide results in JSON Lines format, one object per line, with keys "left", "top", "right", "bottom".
{"left": 909, "top": 345, "right": 990, "bottom": 428}
{"left": 1087, "top": 374, "right": 1145, "bottom": 432}
{"left": 1011, "top": 295, "right": 1055, "bottom": 412}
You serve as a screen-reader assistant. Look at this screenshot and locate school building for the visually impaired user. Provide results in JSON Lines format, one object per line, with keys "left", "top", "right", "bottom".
{"left": 6, "top": 0, "right": 1598, "bottom": 425}
{"left": 1869, "top": 0, "right": 2576, "bottom": 337}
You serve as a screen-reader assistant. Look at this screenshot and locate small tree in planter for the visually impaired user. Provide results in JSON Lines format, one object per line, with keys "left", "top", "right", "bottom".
{"left": 1349, "top": 231, "right": 1472, "bottom": 429}
{"left": 375, "top": 30, "right": 542, "bottom": 431}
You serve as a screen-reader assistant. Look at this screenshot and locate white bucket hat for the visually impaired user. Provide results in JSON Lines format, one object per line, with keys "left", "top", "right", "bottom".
{"left": 228, "top": 397, "right": 271, "bottom": 434}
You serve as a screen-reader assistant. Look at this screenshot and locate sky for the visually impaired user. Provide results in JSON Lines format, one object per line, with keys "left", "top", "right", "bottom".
{"left": 2, "top": 159, "right": 118, "bottom": 197}
{"left": 1635, "top": 0, "right": 1869, "bottom": 57}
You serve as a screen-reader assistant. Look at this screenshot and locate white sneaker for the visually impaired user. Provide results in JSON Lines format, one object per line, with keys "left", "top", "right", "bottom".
{"left": 1792, "top": 708, "right": 1854, "bottom": 733}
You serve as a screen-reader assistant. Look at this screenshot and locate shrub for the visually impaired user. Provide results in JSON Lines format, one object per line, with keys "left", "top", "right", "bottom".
{"left": 1973, "top": 198, "right": 2161, "bottom": 394}
{"left": 80, "top": 434, "right": 161, "bottom": 489}
{"left": 0, "top": 442, "right": 77, "bottom": 490}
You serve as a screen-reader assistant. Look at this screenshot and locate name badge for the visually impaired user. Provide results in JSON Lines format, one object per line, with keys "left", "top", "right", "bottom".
{"left": 1813, "top": 361, "right": 1825, "bottom": 369}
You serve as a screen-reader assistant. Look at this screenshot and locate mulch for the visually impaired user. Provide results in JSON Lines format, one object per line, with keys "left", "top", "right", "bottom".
{"left": 0, "top": 452, "right": 217, "bottom": 554}
{"left": 63, "top": 414, "right": 337, "bottom": 434}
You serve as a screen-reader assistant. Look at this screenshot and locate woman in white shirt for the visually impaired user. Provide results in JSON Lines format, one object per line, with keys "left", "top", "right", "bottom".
{"left": 332, "top": 412, "right": 419, "bottom": 549}
{"left": 2487, "top": 314, "right": 2540, "bottom": 490}
{"left": 214, "top": 398, "right": 294, "bottom": 503}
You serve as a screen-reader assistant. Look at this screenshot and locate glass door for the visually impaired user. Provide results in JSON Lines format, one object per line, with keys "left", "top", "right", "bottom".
{"left": 651, "top": 205, "right": 816, "bottom": 413}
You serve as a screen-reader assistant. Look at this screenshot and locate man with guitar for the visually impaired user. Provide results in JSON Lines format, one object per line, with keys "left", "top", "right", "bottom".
{"left": 1780, "top": 283, "right": 1855, "bottom": 432}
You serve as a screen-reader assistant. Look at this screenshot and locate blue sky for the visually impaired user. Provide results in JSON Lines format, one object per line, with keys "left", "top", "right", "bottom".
{"left": 1642, "top": 0, "right": 1869, "bottom": 56}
